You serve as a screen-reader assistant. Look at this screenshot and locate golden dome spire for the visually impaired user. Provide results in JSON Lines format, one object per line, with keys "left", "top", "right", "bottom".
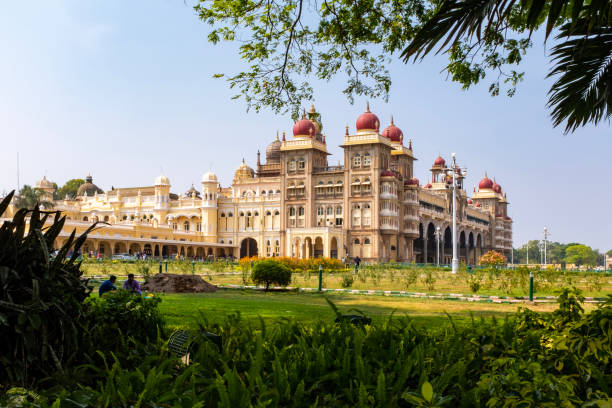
{"left": 309, "top": 104, "right": 316, "bottom": 113}
{"left": 345, "top": 124, "right": 349, "bottom": 135}
{"left": 390, "top": 115, "right": 394, "bottom": 126}
{"left": 366, "top": 101, "right": 370, "bottom": 112}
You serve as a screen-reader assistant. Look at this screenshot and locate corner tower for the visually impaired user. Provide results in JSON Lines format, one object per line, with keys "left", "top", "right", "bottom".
{"left": 200, "top": 171, "right": 218, "bottom": 238}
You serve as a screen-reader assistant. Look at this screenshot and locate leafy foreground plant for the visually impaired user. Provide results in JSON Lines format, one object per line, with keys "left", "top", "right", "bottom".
{"left": 0, "top": 192, "right": 94, "bottom": 388}
{"left": 8, "top": 288, "right": 608, "bottom": 407}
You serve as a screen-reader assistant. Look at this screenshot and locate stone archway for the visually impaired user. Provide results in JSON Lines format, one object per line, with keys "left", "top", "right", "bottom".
{"left": 414, "top": 223, "right": 424, "bottom": 263}
{"left": 114, "top": 242, "right": 127, "bottom": 255}
{"left": 240, "top": 238, "right": 258, "bottom": 258}
{"left": 98, "top": 241, "right": 111, "bottom": 258}
{"left": 314, "top": 237, "right": 324, "bottom": 258}
{"left": 425, "top": 223, "right": 436, "bottom": 264}
{"left": 330, "top": 237, "right": 338, "bottom": 259}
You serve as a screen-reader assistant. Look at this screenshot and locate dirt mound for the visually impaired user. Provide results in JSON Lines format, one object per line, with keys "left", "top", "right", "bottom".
{"left": 142, "top": 273, "right": 217, "bottom": 293}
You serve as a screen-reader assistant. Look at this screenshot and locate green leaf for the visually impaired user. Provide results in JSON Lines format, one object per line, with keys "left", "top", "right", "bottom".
{"left": 421, "top": 381, "right": 433, "bottom": 403}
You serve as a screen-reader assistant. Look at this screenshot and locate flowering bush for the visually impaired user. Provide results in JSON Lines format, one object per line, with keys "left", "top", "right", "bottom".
{"left": 479, "top": 250, "right": 507, "bottom": 267}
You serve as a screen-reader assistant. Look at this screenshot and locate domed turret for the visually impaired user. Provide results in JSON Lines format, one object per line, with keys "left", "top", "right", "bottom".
{"left": 293, "top": 109, "right": 316, "bottom": 138}
{"left": 266, "top": 134, "right": 281, "bottom": 163}
{"left": 492, "top": 179, "right": 502, "bottom": 194}
{"left": 201, "top": 171, "right": 217, "bottom": 183}
{"left": 35, "top": 176, "right": 54, "bottom": 190}
{"left": 234, "top": 159, "right": 254, "bottom": 182}
{"left": 184, "top": 185, "right": 200, "bottom": 198}
{"left": 424, "top": 183, "right": 432, "bottom": 189}
{"left": 382, "top": 116, "right": 403, "bottom": 143}
{"left": 356, "top": 102, "right": 380, "bottom": 132}
{"left": 76, "top": 174, "right": 104, "bottom": 197}
{"left": 155, "top": 174, "right": 170, "bottom": 186}
{"left": 478, "top": 174, "right": 494, "bottom": 190}
{"left": 433, "top": 156, "right": 446, "bottom": 166}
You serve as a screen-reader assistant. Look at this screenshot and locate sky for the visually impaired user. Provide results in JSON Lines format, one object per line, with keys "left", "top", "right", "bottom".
{"left": 0, "top": 1, "right": 610, "bottom": 251}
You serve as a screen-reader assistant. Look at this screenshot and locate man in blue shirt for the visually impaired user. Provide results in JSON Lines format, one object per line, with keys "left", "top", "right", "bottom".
{"left": 99, "top": 275, "right": 117, "bottom": 297}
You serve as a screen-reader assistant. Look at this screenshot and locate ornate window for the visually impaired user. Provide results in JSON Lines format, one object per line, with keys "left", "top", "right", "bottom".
{"left": 364, "top": 238, "right": 371, "bottom": 244}
{"left": 298, "top": 158, "right": 305, "bottom": 169}
{"left": 353, "top": 154, "right": 361, "bottom": 167}
{"left": 288, "top": 160, "right": 296, "bottom": 171}
{"left": 184, "top": 221, "right": 190, "bottom": 231}
{"left": 363, "top": 153, "right": 371, "bottom": 166}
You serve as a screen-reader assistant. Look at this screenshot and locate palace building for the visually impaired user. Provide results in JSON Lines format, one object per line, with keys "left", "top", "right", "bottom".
{"left": 8, "top": 105, "right": 513, "bottom": 263}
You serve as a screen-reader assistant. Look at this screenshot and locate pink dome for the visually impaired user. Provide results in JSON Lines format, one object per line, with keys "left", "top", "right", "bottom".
{"left": 382, "top": 117, "right": 402, "bottom": 142}
{"left": 478, "top": 176, "right": 494, "bottom": 190}
{"left": 356, "top": 103, "right": 380, "bottom": 132}
{"left": 293, "top": 118, "right": 316, "bottom": 137}
{"left": 424, "top": 183, "right": 432, "bottom": 188}
{"left": 467, "top": 198, "right": 473, "bottom": 204}
{"left": 434, "top": 156, "right": 445, "bottom": 166}
{"left": 380, "top": 170, "right": 396, "bottom": 178}
{"left": 404, "top": 177, "right": 419, "bottom": 186}
{"left": 492, "top": 181, "right": 502, "bottom": 194}
{"left": 475, "top": 202, "right": 482, "bottom": 208}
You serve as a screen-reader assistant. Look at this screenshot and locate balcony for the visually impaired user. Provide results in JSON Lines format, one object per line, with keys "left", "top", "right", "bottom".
{"left": 313, "top": 165, "right": 345, "bottom": 173}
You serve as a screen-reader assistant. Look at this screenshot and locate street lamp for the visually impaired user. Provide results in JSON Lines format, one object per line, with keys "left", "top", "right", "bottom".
{"left": 444, "top": 153, "right": 466, "bottom": 275}
{"left": 435, "top": 226, "right": 441, "bottom": 266}
{"left": 543, "top": 227, "right": 549, "bottom": 268}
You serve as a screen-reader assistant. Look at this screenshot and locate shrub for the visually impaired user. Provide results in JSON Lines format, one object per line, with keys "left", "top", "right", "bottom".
{"left": 480, "top": 250, "right": 507, "bottom": 268}
{"left": 422, "top": 270, "right": 436, "bottom": 292}
{"left": 403, "top": 268, "right": 419, "bottom": 289}
{"left": 341, "top": 273, "right": 354, "bottom": 288}
{"left": 0, "top": 192, "right": 93, "bottom": 387}
{"left": 251, "top": 259, "right": 292, "bottom": 291}
{"left": 83, "top": 290, "right": 164, "bottom": 353}
{"left": 136, "top": 261, "right": 151, "bottom": 283}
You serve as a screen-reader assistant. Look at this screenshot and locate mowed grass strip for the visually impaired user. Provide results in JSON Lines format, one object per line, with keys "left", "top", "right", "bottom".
{"left": 157, "top": 289, "right": 597, "bottom": 330}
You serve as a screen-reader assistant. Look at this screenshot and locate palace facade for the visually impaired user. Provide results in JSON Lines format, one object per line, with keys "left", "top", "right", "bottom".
{"left": 9, "top": 105, "right": 513, "bottom": 263}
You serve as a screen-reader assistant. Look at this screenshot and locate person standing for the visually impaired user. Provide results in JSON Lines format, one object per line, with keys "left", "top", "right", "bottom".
{"left": 123, "top": 273, "right": 142, "bottom": 295}
{"left": 99, "top": 275, "right": 117, "bottom": 297}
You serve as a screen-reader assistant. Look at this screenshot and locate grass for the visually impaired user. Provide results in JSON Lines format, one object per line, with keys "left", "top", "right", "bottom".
{"left": 156, "top": 289, "right": 600, "bottom": 331}
{"left": 83, "top": 261, "right": 612, "bottom": 298}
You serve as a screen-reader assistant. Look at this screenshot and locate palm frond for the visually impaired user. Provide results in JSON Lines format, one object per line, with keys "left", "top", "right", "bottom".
{"left": 401, "top": 0, "right": 517, "bottom": 61}
{"left": 547, "top": 22, "right": 612, "bottom": 133}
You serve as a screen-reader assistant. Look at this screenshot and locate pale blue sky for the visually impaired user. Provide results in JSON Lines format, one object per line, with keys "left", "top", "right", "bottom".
{"left": 0, "top": 1, "right": 610, "bottom": 251}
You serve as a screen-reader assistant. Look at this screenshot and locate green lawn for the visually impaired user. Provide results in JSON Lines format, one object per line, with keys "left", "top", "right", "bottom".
{"left": 157, "top": 289, "right": 587, "bottom": 330}
{"left": 83, "top": 261, "right": 612, "bottom": 298}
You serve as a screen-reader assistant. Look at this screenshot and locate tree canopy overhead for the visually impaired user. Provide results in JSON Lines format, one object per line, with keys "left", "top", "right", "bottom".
{"left": 195, "top": 0, "right": 611, "bottom": 131}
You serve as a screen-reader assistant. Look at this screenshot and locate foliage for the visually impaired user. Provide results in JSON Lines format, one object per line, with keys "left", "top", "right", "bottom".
{"left": 240, "top": 256, "right": 344, "bottom": 272}
{"left": 565, "top": 244, "right": 597, "bottom": 267}
{"left": 55, "top": 179, "right": 85, "bottom": 200}
{"left": 195, "top": 0, "right": 608, "bottom": 132}
{"left": 83, "top": 290, "right": 164, "bottom": 354}
{"left": 135, "top": 261, "right": 151, "bottom": 282}
{"left": 0, "top": 191, "right": 93, "bottom": 387}
{"left": 467, "top": 273, "right": 482, "bottom": 293}
{"left": 18, "top": 289, "right": 611, "bottom": 407}
{"left": 251, "top": 259, "right": 292, "bottom": 290}
{"left": 13, "top": 185, "right": 53, "bottom": 210}
{"left": 422, "top": 269, "right": 436, "bottom": 291}
{"left": 402, "top": 0, "right": 611, "bottom": 132}
{"left": 195, "top": 0, "right": 430, "bottom": 117}
{"left": 341, "top": 273, "right": 355, "bottom": 288}
{"left": 480, "top": 250, "right": 507, "bottom": 267}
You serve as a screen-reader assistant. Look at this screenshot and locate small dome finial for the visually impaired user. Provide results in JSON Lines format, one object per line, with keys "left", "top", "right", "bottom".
{"left": 276, "top": 130, "right": 279, "bottom": 141}
{"left": 302, "top": 108, "right": 306, "bottom": 118}
{"left": 282, "top": 131, "right": 286, "bottom": 141}
{"left": 409, "top": 139, "right": 413, "bottom": 150}
{"left": 242, "top": 158, "right": 245, "bottom": 164}
{"left": 390, "top": 115, "right": 394, "bottom": 126}
{"left": 309, "top": 104, "right": 315, "bottom": 113}
{"left": 345, "top": 124, "right": 349, "bottom": 135}
{"left": 366, "top": 101, "right": 370, "bottom": 112}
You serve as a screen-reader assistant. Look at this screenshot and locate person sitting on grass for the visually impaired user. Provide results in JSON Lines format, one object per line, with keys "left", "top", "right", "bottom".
{"left": 123, "top": 273, "right": 142, "bottom": 295}
{"left": 98, "top": 275, "right": 117, "bottom": 297}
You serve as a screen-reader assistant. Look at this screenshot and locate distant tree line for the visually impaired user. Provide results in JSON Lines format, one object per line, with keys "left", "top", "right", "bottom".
{"left": 513, "top": 241, "right": 609, "bottom": 268}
